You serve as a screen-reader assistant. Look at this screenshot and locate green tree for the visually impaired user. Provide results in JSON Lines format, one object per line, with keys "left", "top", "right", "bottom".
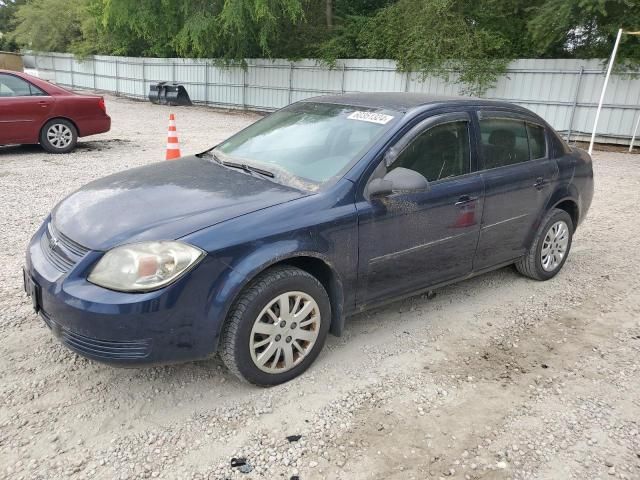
{"left": 527, "top": 0, "right": 640, "bottom": 66}
{"left": 4, "top": 0, "right": 640, "bottom": 94}
{"left": 466, "top": 0, "right": 543, "bottom": 59}
{"left": 8, "top": 0, "right": 91, "bottom": 52}
{"left": 97, "top": 0, "right": 305, "bottom": 59}
{"left": 351, "top": 0, "right": 512, "bottom": 94}
{"left": 97, "top": 0, "right": 187, "bottom": 56}
{"left": 0, "top": 0, "right": 25, "bottom": 51}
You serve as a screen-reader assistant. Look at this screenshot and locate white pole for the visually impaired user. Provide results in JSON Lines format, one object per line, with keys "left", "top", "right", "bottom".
{"left": 630, "top": 112, "right": 640, "bottom": 153}
{"left": 588, "top": 28, "right": 623, "bottom": 155}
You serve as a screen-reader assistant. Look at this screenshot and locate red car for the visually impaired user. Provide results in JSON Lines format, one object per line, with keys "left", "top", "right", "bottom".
{"left": 0, "top": 69, "right": 110, "bottom": 153}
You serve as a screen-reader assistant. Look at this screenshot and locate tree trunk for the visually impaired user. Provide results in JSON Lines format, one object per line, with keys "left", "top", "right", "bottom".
{"left": 326, "top": 0, "right": 333, "bottom": 29}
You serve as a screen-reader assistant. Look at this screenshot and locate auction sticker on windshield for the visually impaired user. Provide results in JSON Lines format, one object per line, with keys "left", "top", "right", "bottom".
{"left": 347, "top": 111, "right": 394, "bottom": 125}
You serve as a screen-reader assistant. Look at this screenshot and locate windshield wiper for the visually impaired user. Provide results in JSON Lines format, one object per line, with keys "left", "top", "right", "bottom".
{"left": 203, "top": 149, "right": 276, "bottom": 179}
{"left": 220, "top": 160, "right": 275, "bottom": 178}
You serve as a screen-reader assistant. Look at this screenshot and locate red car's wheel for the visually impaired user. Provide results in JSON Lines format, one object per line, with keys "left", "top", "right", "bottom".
{"left": 39, "top": 119, "right": 78, "bottom": 154}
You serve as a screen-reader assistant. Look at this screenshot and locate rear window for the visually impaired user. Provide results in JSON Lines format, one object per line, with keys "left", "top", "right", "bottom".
{"left": 549, "top": 129, "right": 570, "bottom": 157}
{"left": 527, "top": 123, "right": 547, "bottom": 159}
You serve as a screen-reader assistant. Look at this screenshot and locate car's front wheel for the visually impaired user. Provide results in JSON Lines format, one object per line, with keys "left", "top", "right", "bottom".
{"left": 220, "top": 266, "right": 331, "bottom": 386}
{"left": 40, "top": 119, "right": 78, "bottom": 153}
{"left": 516, "top": 208, "right": 574, "bottom": 280}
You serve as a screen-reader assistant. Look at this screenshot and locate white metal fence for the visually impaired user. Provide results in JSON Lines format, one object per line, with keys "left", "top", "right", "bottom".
{"left": 26, "top": 52, "right": 640, "bottom": 146}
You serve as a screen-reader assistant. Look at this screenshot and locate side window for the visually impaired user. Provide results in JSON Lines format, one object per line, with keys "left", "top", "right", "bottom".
{"left": 527, "top": 123, "right": 547, "bottom": 160}
{"left": 390, "top": 121, "right": 470, "bottom": 182}
{"left": 479, "top": 118, "right": 529, "bottom": 169}
{"left": 0, "top": 74, "right": 45, "bottom": 97}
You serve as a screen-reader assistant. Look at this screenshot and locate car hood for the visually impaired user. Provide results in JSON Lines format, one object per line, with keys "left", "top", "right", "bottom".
{"left": 52, "top": 156, "right": 308, "bottom": 251}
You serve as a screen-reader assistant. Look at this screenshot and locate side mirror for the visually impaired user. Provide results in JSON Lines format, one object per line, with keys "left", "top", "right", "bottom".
{"left": 368, "top": 178, "right": 394, "bottom": 197}
{"left": 368, "top": 167, "right": 430, "bottom": 197}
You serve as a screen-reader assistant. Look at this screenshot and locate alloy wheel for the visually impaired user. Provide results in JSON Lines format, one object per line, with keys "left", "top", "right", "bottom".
{"left": 46, "top": 124, "right": 73, "bottom": 149}
{"left": 249, "top": 291, "right": 320, "bottom": 373}
{"left": 541, "top": 220, "right": 569, "bottom": 272}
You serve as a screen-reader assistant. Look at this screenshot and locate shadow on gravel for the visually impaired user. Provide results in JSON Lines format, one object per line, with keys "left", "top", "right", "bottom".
{"left": 0, "top": 139, "right": 133, "bottom": 156}
{"left": 92, "top": 354, "right": 255, "bottom": 395}
{"left": 76, "top": 138, "right": 133, "bottom": 151}
{"left": 0, "top": 144, "right": 44, "bottom": 155}
{"left": 345, "top": 264, "right": 521, "bottom": 330}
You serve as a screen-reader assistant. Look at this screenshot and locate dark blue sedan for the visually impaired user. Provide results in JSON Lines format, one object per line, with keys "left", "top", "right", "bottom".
{"left": 24, "top": 93, "right": 594, "bottom": 385}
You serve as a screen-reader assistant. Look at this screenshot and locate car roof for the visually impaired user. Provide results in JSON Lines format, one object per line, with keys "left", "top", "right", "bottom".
{"left": 0, "top": 68, "right": 28, "bottom": 76}
{"left": 302, "top": 92, "right": 534, "bottom": 116}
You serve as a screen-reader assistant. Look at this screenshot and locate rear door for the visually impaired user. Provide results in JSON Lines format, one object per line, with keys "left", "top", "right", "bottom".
{"left": 473, "top": 110, "right": 558, "bottom": 270}
{"left": 356, "top": 112, "right": 484, "bottom": 306}
{"left": 0, "top": 73, "right": 53, "bottom": 144}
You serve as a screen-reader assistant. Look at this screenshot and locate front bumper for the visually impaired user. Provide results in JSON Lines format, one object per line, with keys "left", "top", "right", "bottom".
{"left": 24, "top": 219, "right": 222, "bottom": 366}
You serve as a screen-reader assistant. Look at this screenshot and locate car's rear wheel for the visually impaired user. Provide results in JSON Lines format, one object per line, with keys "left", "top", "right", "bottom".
{"left": 516, "top": 208, "right": 573, "bottom": 281}
{"left": 40, "top": 119, "right": 78, "bottom": 153}
{"left": 219, "top": 266, "right": 331, "bottom": 386}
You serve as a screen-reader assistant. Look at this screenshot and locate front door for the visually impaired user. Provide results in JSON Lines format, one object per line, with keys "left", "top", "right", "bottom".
{"left": 356, "top": 112, "right": 484, "bottom": 306}
{"left": 473, "top": 112, "right": 559, "bottom": 270}
{"left": 0, "top": 73, "right": 53, "bottom": 144}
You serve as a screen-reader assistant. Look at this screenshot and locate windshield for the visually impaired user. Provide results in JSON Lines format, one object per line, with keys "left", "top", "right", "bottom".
{"left": 213, "top": 102, "right": 399, "bottom": 188}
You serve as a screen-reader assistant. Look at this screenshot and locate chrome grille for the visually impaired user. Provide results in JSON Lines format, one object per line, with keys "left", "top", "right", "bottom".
{"left": 40, "top": 221, "right": 89, "bottom": 273}
{"left": 49, "top": 222, "right": 89, "bottom": 257}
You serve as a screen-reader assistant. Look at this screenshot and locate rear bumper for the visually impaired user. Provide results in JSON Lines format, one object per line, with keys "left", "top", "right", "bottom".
{"left": 78, "top": 115, "right": 111, "bottom": 137}
{"left": 24, "top": 220, "right": 225, "bottom": 366}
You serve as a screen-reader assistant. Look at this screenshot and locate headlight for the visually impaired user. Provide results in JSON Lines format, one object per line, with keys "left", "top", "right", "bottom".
{"left": 88, "top": 241, "right": 205, "bottom": 292}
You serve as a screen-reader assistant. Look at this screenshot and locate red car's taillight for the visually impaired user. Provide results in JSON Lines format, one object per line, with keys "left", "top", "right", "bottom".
{"left": 98, "top": 97, "right": 106, "bottom": 113}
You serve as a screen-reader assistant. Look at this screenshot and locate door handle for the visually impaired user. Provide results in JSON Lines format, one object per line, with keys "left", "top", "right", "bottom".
{"left": 455, "top": 195, "right": 478, "bottom": 207}
{"left": 38, "top": 101, "right": 48, "bottom": 108}
{"left": 533, "top": 177, "right": 548, "bottom": 189}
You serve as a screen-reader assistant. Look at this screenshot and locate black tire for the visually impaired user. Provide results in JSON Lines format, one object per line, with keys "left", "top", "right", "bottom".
{"left": 219, "top": 266, "right": 331, "bottom": 386}
{"left": 515, "top": 208, "right": 574, "bottom": 281}
{"left": 39, "top": 118, "right": 78, "bottom": 154}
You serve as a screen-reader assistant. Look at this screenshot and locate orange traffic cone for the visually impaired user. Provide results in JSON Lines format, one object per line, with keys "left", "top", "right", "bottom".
{"left": 166, "top": 113, "right": 181, "bottom": 160}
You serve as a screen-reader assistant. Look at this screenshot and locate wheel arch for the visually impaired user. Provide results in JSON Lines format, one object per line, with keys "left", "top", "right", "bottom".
{"left": 543, "top": 181, "right": 581, "bottom": 229}
{"left": 215, "top": 251, "right": 346, "bottom": 345}
{"left": 524, "top": 184, "right": 579, "bottom": 253}
{"left": 279, "top": 255, "right": 345, "bottom": 336}
{"left": 553, "top": 198, "right": 579, "bottom": 230}
{"left": 39, "top": 116, "right": 79, "bottom": 139}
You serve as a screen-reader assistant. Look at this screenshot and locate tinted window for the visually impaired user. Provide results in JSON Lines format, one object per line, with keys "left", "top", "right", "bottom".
{"left": 0, "top": 74, "right": 46, "bottom": 97}
{"left": 527, "top": 123, "right": 546, "bottom": 159}
{"left": 479, "top": 118, "right": 529, "bottom": 168}
{"left": 390, "top": 121, "right": 470, "bottom": 182}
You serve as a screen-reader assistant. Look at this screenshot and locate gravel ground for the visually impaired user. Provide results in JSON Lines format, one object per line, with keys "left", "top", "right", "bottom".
{"left": 1, "top": 95, "right": 639, "bottom": 480}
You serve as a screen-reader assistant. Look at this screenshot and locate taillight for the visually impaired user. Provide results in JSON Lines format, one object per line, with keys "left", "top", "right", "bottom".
{"left": 98, "top": 97, "right": 106, "bottom": 113}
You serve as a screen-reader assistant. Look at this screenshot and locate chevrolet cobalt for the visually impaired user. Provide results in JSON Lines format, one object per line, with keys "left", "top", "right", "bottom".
{"left": 24, "top": 93, "right": 594, "bottom": 385}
